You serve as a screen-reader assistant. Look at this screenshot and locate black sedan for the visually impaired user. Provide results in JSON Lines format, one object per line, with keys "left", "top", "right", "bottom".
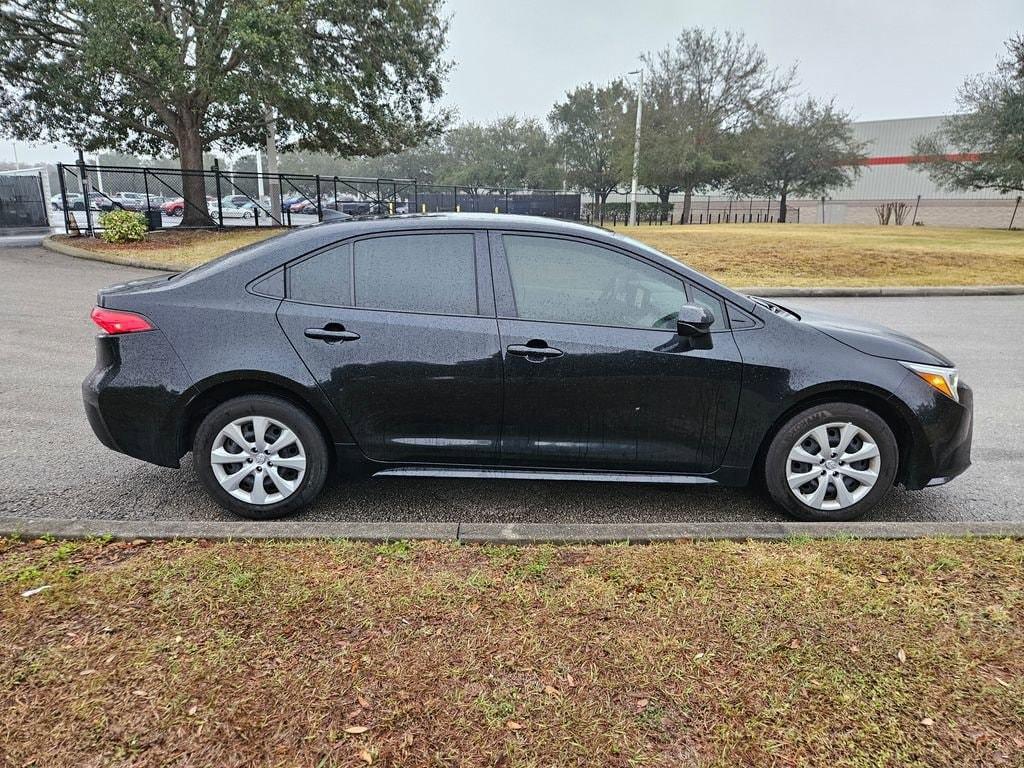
{"left": 83, "top": 214, "right": 972, "bottom": 521}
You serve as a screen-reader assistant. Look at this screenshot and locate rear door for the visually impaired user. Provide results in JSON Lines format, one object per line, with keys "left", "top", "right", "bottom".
{"left": 491, "top": 232, "right": 743, "bottom": 473}
{"left": 276, "top": 230, "right": 503, "bottom": 464}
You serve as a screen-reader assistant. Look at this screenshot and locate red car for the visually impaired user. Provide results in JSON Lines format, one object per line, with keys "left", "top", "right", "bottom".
{"left": 161, "top": 196, "right": 216, "bottom": 217}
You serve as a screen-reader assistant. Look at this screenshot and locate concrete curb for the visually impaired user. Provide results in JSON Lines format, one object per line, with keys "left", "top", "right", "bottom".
{"left": 738, "top": 285, "right": 1024, "bottom": 297}
{"left": 42, "top": 235, "right": 181, "bottom": 272}
{"left": 1, "top": 517, "right": 1022, "bottom": 544}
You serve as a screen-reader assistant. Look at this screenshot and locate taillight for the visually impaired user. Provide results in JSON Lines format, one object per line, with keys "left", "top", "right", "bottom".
{"left": 90, "top": 306, "right": 154, "bottom": 334}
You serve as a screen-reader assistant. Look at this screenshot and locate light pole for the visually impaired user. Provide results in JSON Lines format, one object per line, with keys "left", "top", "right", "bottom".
{"left": 628, "top": 67, "right": 644, "bottom": 227}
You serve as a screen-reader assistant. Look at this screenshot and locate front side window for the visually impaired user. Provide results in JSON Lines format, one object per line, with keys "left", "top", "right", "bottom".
{"left": 503, "top": 235, "right": 688, "bottom": 330}
{"left": 288, "top": 233, "right": 478, "bottom": 315}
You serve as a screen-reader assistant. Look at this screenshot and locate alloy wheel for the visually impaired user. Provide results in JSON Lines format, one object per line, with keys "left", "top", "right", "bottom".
{"left": 210, "top": 415, "right": 307, "bottom": 505}
{"left": 786, "top": 421, "right": 881, "bottom": 511}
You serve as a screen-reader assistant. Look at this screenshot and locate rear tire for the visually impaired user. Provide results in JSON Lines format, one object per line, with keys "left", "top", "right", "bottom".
{"left": 764, "top": 402, "right": 897, "bottom": 521}
{"left": 193, "top": 395, "right": 329, "bottom": 520}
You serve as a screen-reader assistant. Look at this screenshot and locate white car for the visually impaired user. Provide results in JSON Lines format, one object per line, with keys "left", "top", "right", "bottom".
{"left": 220, "top": 202, "right": 255, "bottom": 219}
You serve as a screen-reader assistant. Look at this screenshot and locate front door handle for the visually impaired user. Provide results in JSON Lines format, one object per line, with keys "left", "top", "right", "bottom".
{"left": 304, "top": 324, "right": 360, "bottom": 343}
{"left": 507, "top": 341, "right": 563, "bottom": 361}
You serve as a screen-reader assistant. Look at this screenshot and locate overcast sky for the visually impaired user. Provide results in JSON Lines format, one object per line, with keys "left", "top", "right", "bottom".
{"left": 4, "top": 0, "right": 1021, "bottom": 165}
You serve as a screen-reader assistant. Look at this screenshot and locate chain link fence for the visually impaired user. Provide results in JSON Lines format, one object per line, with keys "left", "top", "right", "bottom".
{"left": 56, "top": 163, "right": 582, "bottom": 235}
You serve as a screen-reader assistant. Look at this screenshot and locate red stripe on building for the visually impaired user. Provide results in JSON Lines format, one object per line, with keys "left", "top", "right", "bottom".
{"left": 862, "top": 152, "right": 981, "bottom": 166}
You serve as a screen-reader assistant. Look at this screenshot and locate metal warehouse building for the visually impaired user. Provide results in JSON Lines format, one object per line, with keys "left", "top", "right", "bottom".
{"left": 611, "top": 115, "right": 1021, "bottom": 228}
{"left": 813, "top": 115, "right": 1020, "bottom": 228}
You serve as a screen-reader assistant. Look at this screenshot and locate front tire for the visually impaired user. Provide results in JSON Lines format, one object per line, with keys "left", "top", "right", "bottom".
{"left": 193, "top": 395, "right": 329, "bottom": 520}
{"left": 764, "top": 402, "right": 898, "bottom": 521}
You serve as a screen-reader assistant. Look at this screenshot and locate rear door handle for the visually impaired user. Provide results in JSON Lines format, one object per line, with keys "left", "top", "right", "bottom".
{"left": 507, "top": 342, "right": 563, "bottom": 361}
{"left": 304, "top": 325, "right": 360, "bottom": 343}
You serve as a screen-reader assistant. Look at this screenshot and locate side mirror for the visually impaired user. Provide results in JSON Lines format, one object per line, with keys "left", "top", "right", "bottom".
{"left": 676, "top": 304, "right": 714, "bottom": 336}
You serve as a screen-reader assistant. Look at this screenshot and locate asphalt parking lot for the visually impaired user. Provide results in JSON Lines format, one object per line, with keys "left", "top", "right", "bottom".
{"left": 1, "top": 243, "right": 1021, "bottom": 524}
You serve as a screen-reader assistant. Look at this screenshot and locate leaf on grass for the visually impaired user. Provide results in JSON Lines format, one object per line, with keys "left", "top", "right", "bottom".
{"left": 506, "top": 721, "right": 524, "bottom": 730}
{"left": 344, "top": 726, "right": 370, "bottom": 735}
{"left": 187, "top": 705, "right": 198, "bottom": 716}
{"left": 897, "top": 648, "right": 907, "bottom": 664}
{"left": 873, "top": 575, "right": 890, "bottom": 584}
{"left": 920, "top": 717, "right": 934, "bottom": 726}
{"left": 636, "top": 698, "right": 649, "bottom": 710}
{"left": 20, "top": 585, "right": 51, "bottom": 598}
{"left": 789, "top": 638, "right": 801, "bottom": 649}
{"left": 693, "top": 652, "right": 705, "bottom": 661}
{"left": 357, "top": 695, "right": 371, "bottom": 709}
{"left": 543, "top": 685, "right": 560, "bottom": 697}
{"left": 994, "top": 677, "right": 1010, "bottom": 688}
{"left": 358, "top": 749, "right": 373, "bottom": 765}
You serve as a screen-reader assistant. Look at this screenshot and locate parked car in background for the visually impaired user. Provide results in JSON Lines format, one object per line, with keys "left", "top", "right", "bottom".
{"left": 161, "top": 196, "right": 216, "bottom": 217}
{"left": 83, "top": 214, "right": 972, "bottom": 522}
{"left": 220, "top": 202, "right": 255, "bottom": 219}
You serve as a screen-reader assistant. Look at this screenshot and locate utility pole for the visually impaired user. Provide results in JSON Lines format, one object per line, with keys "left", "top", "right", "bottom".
{"left": 255, "top": 150, "right": 265, "bottom": 200}
{"left": 628, "top": 67, "right": 644, "bottom": 227}
{"left": 264, "top": 106, "right": 282, "bottom": 224}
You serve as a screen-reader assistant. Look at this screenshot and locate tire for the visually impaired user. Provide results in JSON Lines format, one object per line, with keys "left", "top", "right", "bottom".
{"left": 193, "top": 395, "right": 329, "bottom": 520}
{"left": 764, "top": 402, "right": 898, "bottom": 522}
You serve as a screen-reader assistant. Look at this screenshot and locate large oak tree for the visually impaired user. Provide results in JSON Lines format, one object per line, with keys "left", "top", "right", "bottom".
{"left": 549, "top": 80, "right": 632, "bottom": 218}
{"left": 912, "top": 34, "right": 1024, "bottom": 196}
{"left": 730, "top": 98, "right": 867, "bottom": 223}
{"left": 0, "top": 0, "right": 450, "bottom": 225}
{"left": 639, "top": 28, "right": 793, "bottom": 222}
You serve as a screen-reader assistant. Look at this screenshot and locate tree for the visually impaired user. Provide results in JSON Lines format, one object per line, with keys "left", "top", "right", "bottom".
{"left": 439, "top": 117, "right": 559, "bottom": 190}
{"left": 729, "top": 98, "right": 867, "bottom": 223}
{"left": 0, "top": 0, "right": 450, "bottom": 226}
{"left": 639, "top": 28, "right": 793, "bottom": 222}
{"left": 912, "top": 34, "right": 1024, "bottom": 194}
{"left": 549, "top": 81, "right": 632, "bottom": 217}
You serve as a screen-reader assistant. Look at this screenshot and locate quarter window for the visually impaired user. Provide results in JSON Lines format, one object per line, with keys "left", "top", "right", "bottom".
{"left": 503, "top": 235, "right": 687, "bottom": 330}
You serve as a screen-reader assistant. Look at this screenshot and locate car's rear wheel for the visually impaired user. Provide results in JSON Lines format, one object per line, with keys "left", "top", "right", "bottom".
{"left": 193, "top": 395, "right": 329, "bottom": 520}
{"left": 764, "top": 402, "right": 897, "bottom": 521}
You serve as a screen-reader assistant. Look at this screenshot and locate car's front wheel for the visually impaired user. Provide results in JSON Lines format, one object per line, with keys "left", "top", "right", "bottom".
{"left": 193, "top": 395, "right": 329, "bottom": 520}
{"left": 764, "top": 402, "right": 898, "bottom": 521}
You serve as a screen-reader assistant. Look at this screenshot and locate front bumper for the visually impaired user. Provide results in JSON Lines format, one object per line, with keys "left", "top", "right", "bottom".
{"left": 894, "top": 378, "right": 973, "bottom": 490}
{"left": 82, "top": 330, "right": 193, "bottom": 468}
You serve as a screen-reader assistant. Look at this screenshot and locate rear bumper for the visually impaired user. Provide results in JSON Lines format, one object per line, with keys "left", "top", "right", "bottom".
{"left": 895, "top": 379, "right": 973, "bottom": 490}
{"left": 82, "top": 330, "right": 193, "bottom": 468}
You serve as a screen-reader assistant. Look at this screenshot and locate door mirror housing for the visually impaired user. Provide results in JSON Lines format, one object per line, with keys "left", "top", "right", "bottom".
{"left": 676, "top": 304, "right": 715, "bottom": 336}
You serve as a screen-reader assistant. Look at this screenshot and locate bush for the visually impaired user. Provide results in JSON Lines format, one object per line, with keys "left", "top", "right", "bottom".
{"left": 99, "top": 210, "right": 147, "bottom": 243}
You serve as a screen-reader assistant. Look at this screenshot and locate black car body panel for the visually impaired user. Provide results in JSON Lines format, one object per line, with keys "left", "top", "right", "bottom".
{"left": 84, "top": 214, "right": 972, "bottom": 496}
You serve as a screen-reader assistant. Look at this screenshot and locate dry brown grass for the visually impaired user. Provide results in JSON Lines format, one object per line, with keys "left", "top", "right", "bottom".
{"left": 620, "top": 224, "right": 1024, "bottom": 287}
{"left": 59, "top": 223, "right": 1024, "bottom": 287}
{"left": 63, "top": 228, "right": 282, "bottom": 270}
{"left": 1, "top": 536, "right": 1021, "bottom": 767}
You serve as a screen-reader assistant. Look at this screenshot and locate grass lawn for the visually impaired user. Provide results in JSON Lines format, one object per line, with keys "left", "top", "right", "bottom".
{"left": 2, "top": 536, "right": 1021, "bottom": 766}
{"left": 59, "top": 223, "right": 1024, "bottom": 288}
{"left": 620, "top": 224, "right": 1024, "bottom": 287}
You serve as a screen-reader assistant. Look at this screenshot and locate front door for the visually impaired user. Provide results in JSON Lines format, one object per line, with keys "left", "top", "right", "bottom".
{"left": 276, "top": 230, "right": 503, "bottom": 464}
{"left": 491, "top": 232, "right": 742, "bottom": 473}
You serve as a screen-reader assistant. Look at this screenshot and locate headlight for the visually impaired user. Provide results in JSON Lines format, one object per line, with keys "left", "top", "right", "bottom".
{"left": 900, "top": 361, "right": 959, "bottom": 402}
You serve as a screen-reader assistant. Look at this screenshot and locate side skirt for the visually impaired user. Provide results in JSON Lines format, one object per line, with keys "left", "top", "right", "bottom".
{"left": 372, "top": 467, "right": 717, "bottom": 485}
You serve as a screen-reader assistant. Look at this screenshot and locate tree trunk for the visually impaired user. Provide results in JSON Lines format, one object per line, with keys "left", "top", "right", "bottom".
{"left": 778, "top": 187, "right": 788, "bottom": 224}
{"left": 177, "top": 131, "right": 214, "bottom": 228}
{"left": 598, "top": 188, "right": 611, "bottom": 224}
{"left": 681, "top": 187, "right": 693, "bottom": 225}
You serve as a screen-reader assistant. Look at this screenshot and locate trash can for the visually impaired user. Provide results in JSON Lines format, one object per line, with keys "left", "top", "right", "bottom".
{"left": 144, "top": 209, "right": 162, "bottom": 230}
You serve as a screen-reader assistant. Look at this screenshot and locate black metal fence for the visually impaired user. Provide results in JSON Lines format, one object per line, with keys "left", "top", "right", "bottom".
{"left": 56, "top": 162, "right": 582, "bottom": 235}
{"left": 0, "top": 173, "right": 48, "bottom": 229}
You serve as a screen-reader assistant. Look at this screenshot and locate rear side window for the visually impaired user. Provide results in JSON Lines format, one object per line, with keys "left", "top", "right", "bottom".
{"left": 287, "top": 233, "right": 478, "bottom": 315}
{"left": 355, "top": 234, "right": 477, "bottom": 315}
